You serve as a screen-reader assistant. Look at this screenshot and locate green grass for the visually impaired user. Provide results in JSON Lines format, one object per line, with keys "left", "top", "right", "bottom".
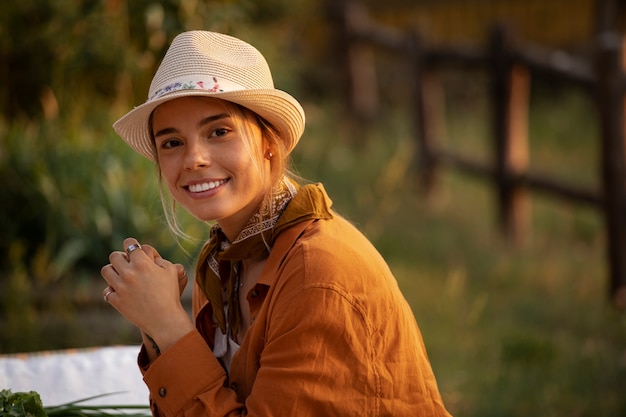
{"left": 390, "top": 173, "right": 624, "bottom": 416}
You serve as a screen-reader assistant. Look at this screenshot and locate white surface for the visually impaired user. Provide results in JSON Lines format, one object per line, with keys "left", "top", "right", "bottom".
{"left": 0, "top": 345, "right": 149, "bottom": 406}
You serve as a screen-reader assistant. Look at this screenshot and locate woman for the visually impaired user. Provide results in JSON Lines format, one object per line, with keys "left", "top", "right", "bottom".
{"left": 101, "top": 31, "right": 451, "bottom": 417}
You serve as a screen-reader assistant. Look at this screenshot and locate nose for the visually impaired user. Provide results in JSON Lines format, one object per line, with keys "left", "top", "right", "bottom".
{"left": 183, "top": 138, "right": 211, "bottom": 170}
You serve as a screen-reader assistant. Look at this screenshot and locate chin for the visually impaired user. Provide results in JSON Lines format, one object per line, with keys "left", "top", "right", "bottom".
{"left": 189, "top": 208, "right": 229, "bottom": 223}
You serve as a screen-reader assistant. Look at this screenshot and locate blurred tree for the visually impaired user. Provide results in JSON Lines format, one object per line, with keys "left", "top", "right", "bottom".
{"left": 0, "top": 1, "right": 56, "bottom": 118}
{"left": 0, "top": 1, "right": 129, "bottom": 119}
{"left": 0, "top": 0, "right": 322, "bottom": 119}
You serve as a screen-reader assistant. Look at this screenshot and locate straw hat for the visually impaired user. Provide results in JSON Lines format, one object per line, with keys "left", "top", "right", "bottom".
{"left": 113, "top": 31, "right": 305, "bottom": 161}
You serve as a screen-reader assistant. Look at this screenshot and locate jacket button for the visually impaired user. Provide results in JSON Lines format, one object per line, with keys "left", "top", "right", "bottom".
{"left": 250, "top": 290, "right": 259, "bottom": 298}
{"left": 230, "top": 383, "right": 238, "bottom": 392}
{"left": 158, "top": 387, "right": 167, "bottom": 397}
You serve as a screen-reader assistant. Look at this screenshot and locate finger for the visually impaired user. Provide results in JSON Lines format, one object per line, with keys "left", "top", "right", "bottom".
{"left": 101, "top": 263, "right": 120, "bottom": 287}
{"left": 102, "top": 286, "right": 116, "bottom": 303}
{"left": 123, "top": 238, "right": 146, "bottom": 263}
{"left": 148, "top": 256, "right": 186, "bottom": 296}
{"left": 175, "top": 263, "right": 186, "bottom": 280}
{"left": 140, "top": 244, "right": 161, "bottom": 261}
{"left": 123, "top": 237, "right": 141, "bottom": 249}
{"left": 175, "top": 264, "right": 188, "bottom": 295}
{"left": 109, "top": 250, "right": 128, "bottom": 264}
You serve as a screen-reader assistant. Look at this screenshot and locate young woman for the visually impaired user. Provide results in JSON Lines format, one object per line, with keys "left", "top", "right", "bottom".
{"left": 101, "top": 30, "right": 451, "bottom": 417}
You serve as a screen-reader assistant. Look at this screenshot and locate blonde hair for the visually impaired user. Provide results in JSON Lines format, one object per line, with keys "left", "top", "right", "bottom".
{"left": 148, "top": 97, "right": 296, "bottom": 243}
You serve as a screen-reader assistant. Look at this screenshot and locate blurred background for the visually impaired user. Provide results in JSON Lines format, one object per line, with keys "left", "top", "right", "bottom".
{"left": 1, "top": 0, "right": 625, "bottom": 415}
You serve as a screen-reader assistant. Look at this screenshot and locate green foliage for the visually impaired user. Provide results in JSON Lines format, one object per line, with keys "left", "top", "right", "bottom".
{"left": 43, "top": 393, "right": 150, "bottom": 417}
{"left": 0, "top": 390, "right": 150, "bottom": 417}
{"left": 0, "top": 117, "right": 156, "bottom": 280}
{"left": 0, "top": 1, "right": 129, "bottom": 118}
{"left": 0, "top": 113, "right": 189, "bottom": 352}
{"left": 1, "top": 390, "right": 46, "bottom": 417}
{"left": 0, "top": 0, "right": 320, "bottom": 119}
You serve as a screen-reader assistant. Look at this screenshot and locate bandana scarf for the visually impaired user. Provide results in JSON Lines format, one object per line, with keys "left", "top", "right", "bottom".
{"left": 195, "top": 177, "right": 333, "bottom": 336}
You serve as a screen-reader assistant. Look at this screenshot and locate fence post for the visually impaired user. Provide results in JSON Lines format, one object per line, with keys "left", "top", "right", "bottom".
{"left": 489, "top": 25, "right": 531, "bottom": 244}
{"left": 408, "top": 29, "right": 445, "bottom": 194}
{"left": 332, "top": 0, "right": 379, "bottom": 119}
{"left": 595, "top": 32, "right": 626, "bottom": 308}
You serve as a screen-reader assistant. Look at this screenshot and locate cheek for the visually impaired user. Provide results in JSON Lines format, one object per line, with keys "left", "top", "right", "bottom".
{"left": 226, "top": 144, "right": 262, "bottom": 178}
{"left": 158, "top": 160, "right": 180, "bottom": 191}
{"left": 241, "top": 156, "right": 268, "bottom": 187}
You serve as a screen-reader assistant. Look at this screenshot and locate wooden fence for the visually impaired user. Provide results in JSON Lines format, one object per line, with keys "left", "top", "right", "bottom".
{"left": 329, "top": 0, "right": 626, "bottom": 307}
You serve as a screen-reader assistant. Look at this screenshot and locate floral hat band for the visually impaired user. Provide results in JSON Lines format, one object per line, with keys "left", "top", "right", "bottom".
{"left": 149, "top": 76, "right": 243, "bottom": 102}
{"left": 113, "top": 31, "right": 306, "bottom": 161}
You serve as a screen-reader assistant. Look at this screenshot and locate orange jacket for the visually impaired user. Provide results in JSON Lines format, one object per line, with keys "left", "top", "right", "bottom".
{"left": 140, "top": 199, "right": 451, "bottom": 416}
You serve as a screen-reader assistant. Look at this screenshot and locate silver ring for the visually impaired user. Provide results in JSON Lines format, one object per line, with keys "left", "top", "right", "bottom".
{"left": 126, "top": 243, "right": 142, "bottom": 262}
{"left": 103, "top": 288, "right": 115, "bottom": 303}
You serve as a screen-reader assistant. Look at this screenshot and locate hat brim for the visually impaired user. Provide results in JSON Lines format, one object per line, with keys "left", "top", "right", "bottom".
{"left": 113, "top": 88, "right": 305, "bottom": 161}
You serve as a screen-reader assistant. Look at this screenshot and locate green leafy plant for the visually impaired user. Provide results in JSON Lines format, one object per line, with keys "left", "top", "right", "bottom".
{"left": 1, "top": 389, "right": 46, "bottom": 417}
{"left": 0, "top": 390, "right": 150, "bottom": 417}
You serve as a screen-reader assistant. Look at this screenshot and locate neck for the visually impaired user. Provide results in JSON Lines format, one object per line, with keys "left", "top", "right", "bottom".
{"left": 218, "top": 199, "right": 266, "bottom": 242}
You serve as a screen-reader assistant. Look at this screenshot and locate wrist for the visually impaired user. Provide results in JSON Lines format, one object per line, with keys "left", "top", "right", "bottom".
{"left": 148, "top": 309, "right": 195, "bottom": 354}
{"left": 143, "top": 332, "right": 161, "bottom": 356}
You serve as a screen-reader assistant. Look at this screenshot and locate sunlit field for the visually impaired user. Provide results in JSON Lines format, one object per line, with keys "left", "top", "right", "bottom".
{"left": 1, "top": 28, "right": 624, "bottom": 417}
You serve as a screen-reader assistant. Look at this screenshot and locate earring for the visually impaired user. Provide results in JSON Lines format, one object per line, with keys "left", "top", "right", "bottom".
{"left": 265, "top": 151, "right": 273, "bottom": 160}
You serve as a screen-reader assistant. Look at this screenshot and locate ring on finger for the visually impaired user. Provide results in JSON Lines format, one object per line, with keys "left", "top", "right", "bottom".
{"left": 126, "top": 243, "right": 142, "bottom": 262}
{"left": 103, "top": 288, "right": 115, "bottom": 303}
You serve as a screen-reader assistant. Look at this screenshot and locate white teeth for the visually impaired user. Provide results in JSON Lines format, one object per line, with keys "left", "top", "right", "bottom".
{"left": 189, "top": 180, "right": 226, "bottom": 193}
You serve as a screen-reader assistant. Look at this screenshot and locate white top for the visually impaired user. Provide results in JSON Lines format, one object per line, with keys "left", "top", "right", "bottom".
{"left": 212, "top": 328, "right": 240, "bottom": 373}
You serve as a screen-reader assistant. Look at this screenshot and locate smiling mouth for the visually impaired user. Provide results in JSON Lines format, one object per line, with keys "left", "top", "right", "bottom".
{"left": 187, "top": 179, "right": 228, "bottom": 193}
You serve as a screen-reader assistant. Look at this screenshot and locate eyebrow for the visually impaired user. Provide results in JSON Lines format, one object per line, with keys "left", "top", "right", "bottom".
{"left": 153, "top": 113, "right": 230, "bottom": 138}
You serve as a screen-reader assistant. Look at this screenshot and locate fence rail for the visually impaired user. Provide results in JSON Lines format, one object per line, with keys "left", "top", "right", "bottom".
{"left": 331, "top": 0, "right": 626, "bottom": 307}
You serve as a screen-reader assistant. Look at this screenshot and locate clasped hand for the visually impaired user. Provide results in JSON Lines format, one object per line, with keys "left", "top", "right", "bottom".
{"left": 101, "top": 238, "right": 193, "bottom": 351}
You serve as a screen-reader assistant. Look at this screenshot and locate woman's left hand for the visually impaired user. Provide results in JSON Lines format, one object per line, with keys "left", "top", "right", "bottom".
{"left": 101, "top": 238, "right": 194, "bottom": 352}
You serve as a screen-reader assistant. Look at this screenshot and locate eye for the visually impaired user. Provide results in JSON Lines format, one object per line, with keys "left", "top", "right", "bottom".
{"left": 211, "top": 127, "right": 230, "bottom": 138}
{"left": 159, "top": 137, "right": 183, "bottom": 149}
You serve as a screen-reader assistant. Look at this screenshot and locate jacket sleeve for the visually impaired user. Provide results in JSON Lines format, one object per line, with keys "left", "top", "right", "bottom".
{"left": 142, "top": 330, "right": 241, "bottom": 416}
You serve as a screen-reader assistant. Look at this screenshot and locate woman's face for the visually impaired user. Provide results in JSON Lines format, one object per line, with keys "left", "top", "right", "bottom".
{"left": 152, "top": 96, "right": 271, "bottom": 238}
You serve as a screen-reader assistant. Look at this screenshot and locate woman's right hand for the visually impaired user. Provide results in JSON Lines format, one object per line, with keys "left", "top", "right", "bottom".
{"left": 101, "top": 238, "right": 194, "bottom": 354}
